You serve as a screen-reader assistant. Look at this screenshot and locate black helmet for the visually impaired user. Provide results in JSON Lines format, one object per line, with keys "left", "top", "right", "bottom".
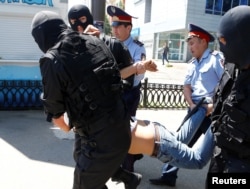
{"left": 31, "top": 11, "right": 68, "bottom": 53}
{"left": 68, "top": 4, "right": 93, "bottom": 31}
{"left": 218, "top": 5, "right": 250, "bottom": 69}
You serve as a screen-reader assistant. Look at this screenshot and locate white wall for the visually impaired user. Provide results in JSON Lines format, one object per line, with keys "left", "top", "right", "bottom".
{"left": 125, "top": 0, "right": 222, "bottom": 60}
{"left": 0, "top": 0, "right": 68, "bottom": 80}
{"left": 125, "top": 0, "right": 189, "bottom": 59}
{"left": 186, "top": 0, "right": 222, "bottom": 31}
{"left": 0, "top": 0, "right": 68, "bottom": 61}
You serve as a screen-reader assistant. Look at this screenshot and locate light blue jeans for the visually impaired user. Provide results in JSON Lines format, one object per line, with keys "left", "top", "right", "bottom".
{"left": 153, "top": 107, "right": 214, "bottom": 169}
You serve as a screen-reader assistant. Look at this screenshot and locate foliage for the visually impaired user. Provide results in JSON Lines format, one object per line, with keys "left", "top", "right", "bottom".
{"left": 104, "top": 15, "right": 112, "bottom": 35}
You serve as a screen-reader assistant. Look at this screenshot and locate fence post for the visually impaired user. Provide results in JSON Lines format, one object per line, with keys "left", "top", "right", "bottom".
{"left": 143, "top": 77, "right": 148, "bottom": 108}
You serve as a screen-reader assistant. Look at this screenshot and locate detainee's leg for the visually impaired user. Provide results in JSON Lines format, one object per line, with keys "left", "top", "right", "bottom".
{"left": 150, "top": 106, "right": 208, "bottom": 186}
{"left": 129, "top": 107, "right": 207, "bottom": 157}
{"left": 176, "top": 107, "right": 207, "bottom": 143}
{"left": 128, "top": 119, "right": 214, "bottom": 169}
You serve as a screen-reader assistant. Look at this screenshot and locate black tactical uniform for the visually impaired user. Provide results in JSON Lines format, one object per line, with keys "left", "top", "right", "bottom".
{"left": 31, "top": 11, "right": 131, "bottom": 189}
{"left": 206, "top": 5, "right": 250, "bottom": 188}
{"left": 68, "top": 5, "right": 142, "bottom": 189}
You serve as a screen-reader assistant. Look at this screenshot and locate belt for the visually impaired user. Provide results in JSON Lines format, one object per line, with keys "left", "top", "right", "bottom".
{"left": 151, "top": 123, "right": 160, "bottom": 157}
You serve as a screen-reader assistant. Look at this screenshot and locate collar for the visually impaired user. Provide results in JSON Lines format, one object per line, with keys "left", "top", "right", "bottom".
{"left": 196, "top": 48, "right": 210, "bottom": 63}
{"left": 123, "top": 35, "right": 133, "bottom": 47}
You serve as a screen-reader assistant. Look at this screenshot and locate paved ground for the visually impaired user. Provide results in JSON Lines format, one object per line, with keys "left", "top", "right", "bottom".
{"left": 0, "top": 61, "right": 210, "bottom": 189}
{"left": 144, "top": 61, "right": 188, "bottom": 85}
{"left": 0, "top": 109, "right": 209, "bottom": 189}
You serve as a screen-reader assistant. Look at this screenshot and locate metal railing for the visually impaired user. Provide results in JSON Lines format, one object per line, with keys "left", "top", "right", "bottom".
{"left": 0, "top": 80, "right": 42, "bottom": 110}
{"left": 0, "top": 79, "right": 188, "bottom": 110}
{"left": 139, "top": 78, "right": 188, "bottom": 109}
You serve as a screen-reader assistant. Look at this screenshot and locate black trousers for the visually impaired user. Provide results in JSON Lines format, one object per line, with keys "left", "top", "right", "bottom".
{"left": 73, "top": 106, "right": 131, "bottom": 189}
{"left": 122, "top": 84, "right": 141, "bottom": 117}
{"left": 121, "top": 84, "right": 142, "bottom": 172}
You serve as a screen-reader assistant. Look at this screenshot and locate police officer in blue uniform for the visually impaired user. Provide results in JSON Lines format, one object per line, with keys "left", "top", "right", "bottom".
{"left": 107, "top": 5, "right": 146, "bottom": 173}
{"left": 150, "top": 24, "right": 224, "bottom": 187}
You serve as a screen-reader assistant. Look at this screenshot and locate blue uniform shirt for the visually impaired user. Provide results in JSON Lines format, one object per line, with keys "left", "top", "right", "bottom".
{"left": 184, "top": 48, "right": 224, "bottom": 103}
{"left": 123, "top": 35, "right": 146, "bottom": 87}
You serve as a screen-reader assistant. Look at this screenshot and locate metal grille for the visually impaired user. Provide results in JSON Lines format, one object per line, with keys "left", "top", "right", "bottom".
{"left": 0, "top": 80, "right": 42, "bottom": 110}
{"left": 0, "top": 79, "right": 188, "bottom": 110}
{"left": 139, "top": 78, "right": 188, "bottom": 109}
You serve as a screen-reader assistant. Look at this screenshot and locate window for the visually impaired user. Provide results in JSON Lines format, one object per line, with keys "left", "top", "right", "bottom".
{"left": 240, "top": 0, "right": 248, "bottom": 5}
{"left": 205, "top": 0, "right": 250, "bottom": 15}
{"left": 205, "top": 0, "right": 214, "bottom": 14}
{"left": 232, "top": 0, "right": 240, "bottom": 6}
{"left": 222, "top": 0, "right": 232, "bottom": 14}
{"left": 214, "top": 0, "right": 223, "bottom": 15}
{"left": 144, "top": 0, "right": 152, "bottom": 23}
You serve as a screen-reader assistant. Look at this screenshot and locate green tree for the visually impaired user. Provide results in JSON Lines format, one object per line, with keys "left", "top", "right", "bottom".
{"left": 104, "top": 15, "right": 111, "bottom": 35}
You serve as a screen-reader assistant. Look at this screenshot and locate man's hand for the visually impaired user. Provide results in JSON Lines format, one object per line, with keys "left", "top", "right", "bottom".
{"left": 203, "top": 103, "right": 214, "bottom": 116}
{"left": 83, "top": 25, "right": 100, "bottom": 37}
{"left": 135, "top": 62, "right": 146, "bottom": 74}
{"left": 189, "top": 103, "right": 196, "bottom": 111}
{"left": 52, "top": 114, "right": 71, "bottom": 132}
{"left": 135, "top": 60, "right": 158, "bottom": 75}
{"left": 142, "top": 60, "right": 158, "bottom": 72}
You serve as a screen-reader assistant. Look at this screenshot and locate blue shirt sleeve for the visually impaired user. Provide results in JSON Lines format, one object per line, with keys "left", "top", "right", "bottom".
{"left": 124, "top": 36, "right": 146, "bottom": 87}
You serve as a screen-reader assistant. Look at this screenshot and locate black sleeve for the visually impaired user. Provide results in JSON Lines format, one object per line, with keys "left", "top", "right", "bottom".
{"left": 102, "top": 36, "right": 134, "bottom": 89}
{"left": 113, "top": 39, "right": 134, "bottom": 70}
{"left": 102, "top": 36, "right": 133, "bottom": 69}
{"left": 39, "top": 56, "right": 66, "bottom": 121}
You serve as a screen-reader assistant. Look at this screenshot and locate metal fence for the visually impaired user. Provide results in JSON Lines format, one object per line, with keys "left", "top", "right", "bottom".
{"left": 0, "top": 80, "right": 42, "bottom": 110}
{"left": 139, "top": 78, "right": 188, "bottom": 109}
{"left": 0, "top": 79, "right": 188, "bottom": 110}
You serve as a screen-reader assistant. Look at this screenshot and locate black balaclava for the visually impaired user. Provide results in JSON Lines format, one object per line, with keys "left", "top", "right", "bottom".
{"left": 31, "top": 11, "right": 68, "bottom": 53}
{"left": 218, "top": 5, "right": 250, "bottom": 69}
{"left": 68, "top": 4, "right": 93, "bottom": 31}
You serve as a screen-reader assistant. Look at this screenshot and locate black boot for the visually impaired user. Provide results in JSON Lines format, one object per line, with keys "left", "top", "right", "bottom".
{"left": 112, "top": 167, "right": 142, "bottom": 189}
{"left": 149, "top": 164, "right": 178, "bottom": 187}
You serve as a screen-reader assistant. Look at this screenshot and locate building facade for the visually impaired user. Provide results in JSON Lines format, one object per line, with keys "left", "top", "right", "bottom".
{"left": 0, "top": 0, "right": 68, "bottom": 80}
{"left": 1, "top": 0, "right": 249, "bottom": 108}
{"left": 1, "top": 0, "right": 250, "bottom": 78}
{"left": 125, "top": 0, "right": 250, "bottom": 62}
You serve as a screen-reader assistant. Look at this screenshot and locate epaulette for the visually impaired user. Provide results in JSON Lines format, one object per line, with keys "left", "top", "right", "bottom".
{"left": 210, "top": 50, "right": 224, "bottom": 59}
{"left": 133, "top": 39, "right": 144, "bottom": 46}
{"left": 210, "top": 50, "right": 220, "bottom": 56}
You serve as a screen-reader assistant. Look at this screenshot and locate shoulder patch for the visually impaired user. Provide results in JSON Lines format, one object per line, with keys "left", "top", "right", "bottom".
{"left": 210, "top": 50, "right": 225, "bottom": 66}
{"left": 210, "top": 50, "right": 224, "bottom": 59}
{"left": 133, "top": 39, "right": 144, "bottom": 46}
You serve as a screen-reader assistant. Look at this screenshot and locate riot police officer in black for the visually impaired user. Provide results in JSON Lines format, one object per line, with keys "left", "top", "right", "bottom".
{"left": 67, "top": 4, "right": 157, "bottom": 189}
{"left": 206, "top": 5, "right": 250, "bottom": 188}
{"left": 31, "top": 10, "right": 132, "bottom": 189}
{"left": 67, "top": 4, "right": 141, "bottom": 189}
